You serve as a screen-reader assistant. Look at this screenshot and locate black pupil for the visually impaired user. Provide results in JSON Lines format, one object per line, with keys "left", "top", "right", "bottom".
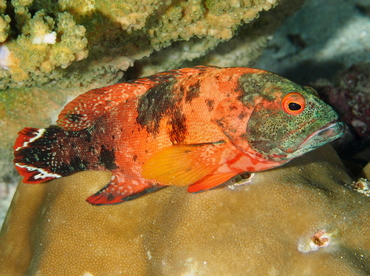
{"left": 288, "top": 102, "right": 301, "bottom": 111}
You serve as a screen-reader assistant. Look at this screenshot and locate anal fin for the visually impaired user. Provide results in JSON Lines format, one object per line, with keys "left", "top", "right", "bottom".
{"left": 86, "top": 173, "right": 162, "bottom": 205}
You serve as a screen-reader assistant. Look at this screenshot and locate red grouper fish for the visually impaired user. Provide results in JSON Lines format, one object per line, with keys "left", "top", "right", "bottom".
{"left": 13, "top": 66, "right": 345, "bottom": 205}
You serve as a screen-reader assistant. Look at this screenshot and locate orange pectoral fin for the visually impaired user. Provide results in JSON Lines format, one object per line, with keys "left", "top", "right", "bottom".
{"left": 141, "top": 141, "right": 230, "bottom": 187}
{"left": 187, "top": 172, "right": 238, "bottom": 193}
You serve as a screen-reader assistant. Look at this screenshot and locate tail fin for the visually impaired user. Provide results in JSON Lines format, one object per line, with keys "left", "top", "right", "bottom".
{"left": 13, "top": 127, "right": 87, "bottom": 183}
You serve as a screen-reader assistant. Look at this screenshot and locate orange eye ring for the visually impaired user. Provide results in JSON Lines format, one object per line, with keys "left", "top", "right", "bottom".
{"left": 282, "top": 92, "right": 306, "bottom": 116}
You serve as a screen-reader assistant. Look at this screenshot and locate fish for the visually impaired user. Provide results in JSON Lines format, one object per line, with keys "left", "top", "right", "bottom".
{"left": 13, "top": 66, "right": 345, "bottom": 205}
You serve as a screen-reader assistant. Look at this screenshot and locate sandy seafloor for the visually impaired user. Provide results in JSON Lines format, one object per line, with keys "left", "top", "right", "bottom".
{"left": 1, "top": 0, "right": 369, "bottom": 228}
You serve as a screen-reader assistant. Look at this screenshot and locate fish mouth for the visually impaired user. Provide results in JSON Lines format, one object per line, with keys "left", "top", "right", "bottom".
{"left": 294, "top": 121, "right": 346, "bottom": 156}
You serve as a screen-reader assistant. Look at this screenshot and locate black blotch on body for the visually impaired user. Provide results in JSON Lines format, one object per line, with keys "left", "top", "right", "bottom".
{"left": 67, "top": 156, "right": 89, "bottom": 173}
{"left": 205, "top": 99, "right": 215, "bottom": 112}
{"left": 185, "top": 80, "right": 201, "bottom": 103}
{"left": 168, "top": 109, "right": 187, "bottom": 144}
{"left": 136, "top": 78, "right": 188, "bottom": 143}
{"left": 99, "top": 145, "right": 117, "bottom": 170}
{"left": 88, "top": 146, "right": 96, "bottom": 154}
{"left": 66, "top": 128, "right": 93, "bottom": 142}
{"left": 136, "top": 79, "right": 178, "bottom": 134}
{"left": 14, "top": 127, "right": 92, "bottom": 176}
{"left": 51, "top": 155, "right": 91, "bottom": 176}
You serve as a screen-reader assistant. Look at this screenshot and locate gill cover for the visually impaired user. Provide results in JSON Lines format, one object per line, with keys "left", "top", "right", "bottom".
{"left": 213, "top": 72, "right": 342, "bottom": 161}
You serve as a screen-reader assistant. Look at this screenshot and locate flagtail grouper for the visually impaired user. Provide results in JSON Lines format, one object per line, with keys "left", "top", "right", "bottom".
{"left": 13, "top": 66, "right": 345, "bottom": 205}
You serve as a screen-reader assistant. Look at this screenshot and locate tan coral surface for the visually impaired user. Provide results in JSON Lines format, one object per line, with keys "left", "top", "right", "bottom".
{"left": 0, "top": 145, "right": 369, "bottom": 275}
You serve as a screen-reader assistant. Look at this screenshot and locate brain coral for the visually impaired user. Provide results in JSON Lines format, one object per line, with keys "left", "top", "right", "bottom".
{"left": 0, "top": 146, "right": 369, "bottom": 275}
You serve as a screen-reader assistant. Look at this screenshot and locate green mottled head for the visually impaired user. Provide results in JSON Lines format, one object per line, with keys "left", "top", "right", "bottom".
{"left": 216, "top": 70, "right": 345, "bottom": 162}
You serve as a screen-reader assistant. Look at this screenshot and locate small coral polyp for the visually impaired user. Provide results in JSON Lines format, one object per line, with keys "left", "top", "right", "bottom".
{"left": 298, "top": 229, "right": 333, "bottom": 253}
{"left": 0, "top": 15, "right": 11, "bottom": 42}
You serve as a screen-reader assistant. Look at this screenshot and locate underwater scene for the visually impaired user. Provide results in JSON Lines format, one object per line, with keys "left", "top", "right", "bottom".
{"left": 0, "top": 0, "right": 369, "bottom": 275}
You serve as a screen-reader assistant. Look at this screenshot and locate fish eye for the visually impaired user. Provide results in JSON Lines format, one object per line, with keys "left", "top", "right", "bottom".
{"left": 282, "top": 92, "right": 306, "bottom": 116}
{"left": 288, "top": 102, "right": 301, "bottom": 111}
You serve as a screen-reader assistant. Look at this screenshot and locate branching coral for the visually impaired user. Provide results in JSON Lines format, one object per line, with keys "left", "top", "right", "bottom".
{"left": 0, "top": 0, "right": 280, "bottom": 90}
{"left": 0, "top": 15, "right": 10, "bottom": 43}
{"left": 0, "top": 146, "right": 369, "bottom": 275}
{"left": 1, "top": 7, "right": 89, "bottom": 85}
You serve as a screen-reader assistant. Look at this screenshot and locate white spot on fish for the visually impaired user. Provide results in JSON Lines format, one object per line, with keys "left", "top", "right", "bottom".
{"left": 15, "top": 129, "right": 46, "bottom": 152}
{"left": 15, "top": 163, "right": 62, "bottom": 180}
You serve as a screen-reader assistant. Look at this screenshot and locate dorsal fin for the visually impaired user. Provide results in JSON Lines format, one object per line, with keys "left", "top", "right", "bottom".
{"left": 57, "top": 66, "right": 214, "bottom": 131}
{"left": 57, "top": 83, "right": 147, "bottom": 131}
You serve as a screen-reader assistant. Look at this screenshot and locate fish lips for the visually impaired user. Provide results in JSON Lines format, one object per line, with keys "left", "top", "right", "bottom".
{"left": 290, "top": 121, "right": 346, "bottom": 157}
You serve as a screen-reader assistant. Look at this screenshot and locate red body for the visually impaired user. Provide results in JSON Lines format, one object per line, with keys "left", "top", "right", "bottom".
{"left": 13, "top": 66, "right": 344, "bottom": 205}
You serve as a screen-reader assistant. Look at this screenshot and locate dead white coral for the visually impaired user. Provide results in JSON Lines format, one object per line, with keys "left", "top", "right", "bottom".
{"left": 0, "top": 44, "right": 11, "bottom": 69}
{"left": 32, "top": 31, "right": 56, "bottom": 44}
